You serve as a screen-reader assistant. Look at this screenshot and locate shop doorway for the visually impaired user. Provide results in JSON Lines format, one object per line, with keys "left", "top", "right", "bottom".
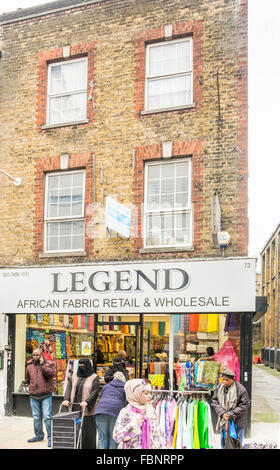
{"left": 93, "top": 314, "right": 143, "bottom": 381}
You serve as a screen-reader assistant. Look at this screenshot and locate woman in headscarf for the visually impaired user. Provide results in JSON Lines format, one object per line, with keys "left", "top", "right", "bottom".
{"left": 62, "top": 358, "right": 100, "bottom": 449}
{"left": 112, "top": 378, "right": 165, "bottom": 449}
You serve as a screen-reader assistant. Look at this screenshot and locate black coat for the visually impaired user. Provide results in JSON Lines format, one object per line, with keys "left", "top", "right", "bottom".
{"left": 104, "top": 360, "right": 129, "bottom": 383}
{"left": 211, "top": 381, "right": 251, "bottom": 430}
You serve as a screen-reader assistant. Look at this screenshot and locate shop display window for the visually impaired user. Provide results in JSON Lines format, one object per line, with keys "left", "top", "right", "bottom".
{"left": 171, "top": 313, "right": 241, "bottom": 391}
{"left": 21, "top": 312, "right": 241, "bottom": 396}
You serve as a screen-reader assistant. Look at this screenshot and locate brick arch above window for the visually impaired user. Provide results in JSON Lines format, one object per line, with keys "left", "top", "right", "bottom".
{"left": 34, "top": 153, "right": 94, "bottom": 259}
{"left": 36, "top": 42, "right": 96, "bottom": 132}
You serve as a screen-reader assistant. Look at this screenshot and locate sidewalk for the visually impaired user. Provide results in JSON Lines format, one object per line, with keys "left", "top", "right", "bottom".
{"left": 0, "top": 414, "right": 279, "bottom": 449}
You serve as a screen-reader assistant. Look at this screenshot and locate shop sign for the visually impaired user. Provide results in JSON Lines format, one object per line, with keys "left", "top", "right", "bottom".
{"left": 0, "top": 257, "right": 256, "bottom": 314}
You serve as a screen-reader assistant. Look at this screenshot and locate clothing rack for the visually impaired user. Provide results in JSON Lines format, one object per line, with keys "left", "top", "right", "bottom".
{"left": 151, "top": 389, "right": 211, "bottom": 394}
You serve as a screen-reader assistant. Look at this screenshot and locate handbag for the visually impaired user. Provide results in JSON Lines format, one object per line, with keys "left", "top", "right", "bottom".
{"left": 224, "top": 420, "right": 242, "bottom": 449}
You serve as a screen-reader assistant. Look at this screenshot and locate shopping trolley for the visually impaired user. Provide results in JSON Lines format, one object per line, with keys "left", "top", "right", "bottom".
{"left": 51, "top": 403, "right": 85, "bottom": 449}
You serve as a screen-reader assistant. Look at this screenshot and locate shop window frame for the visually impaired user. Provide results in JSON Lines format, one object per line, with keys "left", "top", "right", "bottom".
{"left": 44, "top": 169, "right": 86, "bottom": 253}
{"left": 145, "top": 37, "right": 193, "bottom": 113}
{"left": 46, "top": 57, "right": 88, "bottom": 127}
{"left": 143, "top": 158, "right": 193, "bottom": 249}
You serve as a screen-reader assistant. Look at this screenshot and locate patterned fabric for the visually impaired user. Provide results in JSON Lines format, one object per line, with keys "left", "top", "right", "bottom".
{"left": 113, "top": 404, "right": 165, "bottom": 449}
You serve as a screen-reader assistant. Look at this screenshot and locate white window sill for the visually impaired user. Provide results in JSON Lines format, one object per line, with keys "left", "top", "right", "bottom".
{"left": 140, "top": 104, "right": 195, "bottom": 115}
{"left": 41, "top": 119, "right": 89, "bottom": 130}
{"left": 139, "top": 246, "right": 194, "bottom": 254}
{"left": 39, "top": 251, "right": 87, "bottom": 258}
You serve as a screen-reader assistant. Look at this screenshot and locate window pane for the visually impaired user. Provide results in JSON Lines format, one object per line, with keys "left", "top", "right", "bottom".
{"left": 175, "top": 193, "right": 187, "bottom": 208}
{"left": 147, "top": 179, "right": 160, "bottom": 194}
{"left": 72, "top": 235, "right": 84, "bottom": 250}
{"left": 50, "top": 60, "right": 86, "bottom": 94}
{"left": 147, "top": 165, "right": 160, "bottom": 180}
{"left": 147, "top": 75, "right": 191, "bottom": 110}
{"left": 148, "top": 41, "right": 190, "bottom": 77}
{"left": 160, "top": 194, "right": 174, "bottom": 210}
{"left": 60, "top": 236, "right": 72, "bottom": 251}
{"left": 161, "top": 163, "right": 175, "bottom": 178}
{"left": 49, "top": 92, "right": 86, "bottom": 125}
{"left": 60, "top": 174, "right": 72, "bottom": 188}
{"left": 147, "top": 193, "right": 160, "bottom": 211}
{"left": 47, "top": 222, "right": 59, "bottom": 237}
{"left": 176, "top": 177, "right": 188, "bottom": 193}
{"left": 176, "top": 161, "right": 188, "bottom": 176}
{"left": 161, "top": 178, "right": 175, "bottom": 194}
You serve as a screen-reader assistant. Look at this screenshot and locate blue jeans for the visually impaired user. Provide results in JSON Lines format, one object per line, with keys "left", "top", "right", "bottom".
{"left": 30, "top": 396, "right": 52, "bottom": 441}
{"left": 95, "top": 414, "right": 117, "bottom": 449}
{"left": 221, "top": 427, "right": 244, "bottom": 449}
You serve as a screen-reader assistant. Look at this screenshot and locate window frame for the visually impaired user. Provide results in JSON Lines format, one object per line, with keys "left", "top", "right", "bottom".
{"left": 46, "top": 57, "right": 88, "bottom": 126}
{"left": 145, "top": 37, "right": 193, "bottom": 112}
{"left": 143, "top": 158, "right": 193, "bottom": 249}
{"left": 44, "top": 169, "right": 86, "bottom": 253}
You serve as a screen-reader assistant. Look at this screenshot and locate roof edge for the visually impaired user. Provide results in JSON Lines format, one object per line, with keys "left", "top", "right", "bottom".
{"left": 0, "top": 0, "right": 103, "bottom": 25}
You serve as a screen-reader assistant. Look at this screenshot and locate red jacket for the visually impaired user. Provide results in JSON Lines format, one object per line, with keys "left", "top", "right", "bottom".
{"left": 26, "top": 360, "right": 55, "bottom": 396}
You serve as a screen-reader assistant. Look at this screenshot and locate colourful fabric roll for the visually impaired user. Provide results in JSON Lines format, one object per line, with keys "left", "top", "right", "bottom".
{"left": 152, "top": 322, "right": 158, "bottom": 335}
{"left": 145, "top": 322, "right": 152, "bottom": 332}
{"left": 158, "top": 322, "right": 165, "bottom": 336}
{"left": 198, "top": 314, "right": 208, "bottom": 332}
{"left": 80, "top": 315, "right": 85, "bottom": 329}
{"left": 173, "top": 315, "right": 180, "bottom": 334}
{"left": 73, "top": 315, "right": 79, "bottom": 329}
{"left": 189, "top": 314, "right": 199, "bottom": 332}
{"left": 207, "top": 314, "right": 219, "bottom": 332}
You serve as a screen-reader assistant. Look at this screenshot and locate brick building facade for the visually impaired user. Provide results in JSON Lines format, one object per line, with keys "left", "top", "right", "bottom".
{"left": 0, "top": 0, "right": 248, "bottom": 266}
{"left": 0, "top": 0, "right": 250, "bottom": 423}
{"left": 260, "top": 223, "right": 280, "bottom": 369}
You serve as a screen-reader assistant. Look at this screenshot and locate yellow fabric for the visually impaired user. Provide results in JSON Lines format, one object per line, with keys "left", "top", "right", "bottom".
{"left": 198, "top": 314, "right": 208, "bottom": 332}
{"left": 148, "top": 374, "right": 165, "bottom": 387}
{"left": 152, "top": 322, "right": 158, "bottom": 335}
{"left": 207, "top": 314, "right": 219, "bottom": 332}
{"left": 165, "top": 321, "right": 170, "bottom": 335}
{"left": 172, "top": 406, "right": 179, "bottom": 448}
{"left": 193, "top": 401, "right": 200, "bottom": 449}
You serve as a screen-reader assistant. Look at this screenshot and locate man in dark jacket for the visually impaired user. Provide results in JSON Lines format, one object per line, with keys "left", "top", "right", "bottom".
{"left": 26, "top": 348, "right": 55, "bottom": 447}
{"left": 104, "top": 351, "right": 129, "bottom": 383}
{"left": 211, "top": 367, "right": 250, "bottom": 449}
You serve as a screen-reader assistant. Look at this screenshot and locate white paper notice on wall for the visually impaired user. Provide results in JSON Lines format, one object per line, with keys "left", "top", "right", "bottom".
{"left": 81, "top": 342, "right": 91, "bottom": 356}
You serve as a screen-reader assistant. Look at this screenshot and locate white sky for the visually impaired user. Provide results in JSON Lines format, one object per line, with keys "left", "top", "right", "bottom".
{"left": 0, "top": 0, "right": 279, "bottom": 265}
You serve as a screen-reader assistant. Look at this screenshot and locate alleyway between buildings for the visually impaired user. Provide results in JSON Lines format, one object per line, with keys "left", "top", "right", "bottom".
{"left": 0, "top": 364, "right": 279, "bottom": 449}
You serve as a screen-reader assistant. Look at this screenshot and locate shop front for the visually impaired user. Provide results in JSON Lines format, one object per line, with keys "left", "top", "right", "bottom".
{"left": 0, "top": 257, "right": 256, "bottom": 437}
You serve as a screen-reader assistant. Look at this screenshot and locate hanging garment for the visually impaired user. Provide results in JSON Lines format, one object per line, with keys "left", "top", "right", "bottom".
{"left": 158, "top": 322, "right": 166, "bottom": 336}
{"left": 213, "top": 340, "right": 240, "bottom": 382}
{"left": 207, "top": 314, "right": 219, "bottom": 332}
{"left": 224, "top": 313, "right": 238, "bottom": 332}
{"left": 173, "top": 315, "right": 180, "bottom": 334}
{"left": 198, "top": 314, "right": 208, "bottom": 332}
{"left": 189, "top": 314, "right": 199, "bottom": 332}
{"left": 152, "top": 322, "right": 158, "bottom": 335}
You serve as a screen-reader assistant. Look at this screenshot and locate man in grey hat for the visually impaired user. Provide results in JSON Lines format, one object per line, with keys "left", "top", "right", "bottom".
{"left": 211, "top": 367, "right": 250, "bottom": 448}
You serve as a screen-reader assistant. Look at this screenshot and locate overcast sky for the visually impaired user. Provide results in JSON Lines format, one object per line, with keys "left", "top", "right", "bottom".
{"left": 0, "top": 0, "right": 279, "bottom": 266}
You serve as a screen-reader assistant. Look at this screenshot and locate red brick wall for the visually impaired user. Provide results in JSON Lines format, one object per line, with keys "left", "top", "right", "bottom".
{"left": 134, "top": 20, "right": 204, "bottom": 117}
{"left": 36, "top": 42, "right": 96, "bottom": 131}
{"left": 33, "top": 153, "right": 94, "bottom": 259}
{"left": 132, "top": 139, "right": 203, "bottom": 256}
